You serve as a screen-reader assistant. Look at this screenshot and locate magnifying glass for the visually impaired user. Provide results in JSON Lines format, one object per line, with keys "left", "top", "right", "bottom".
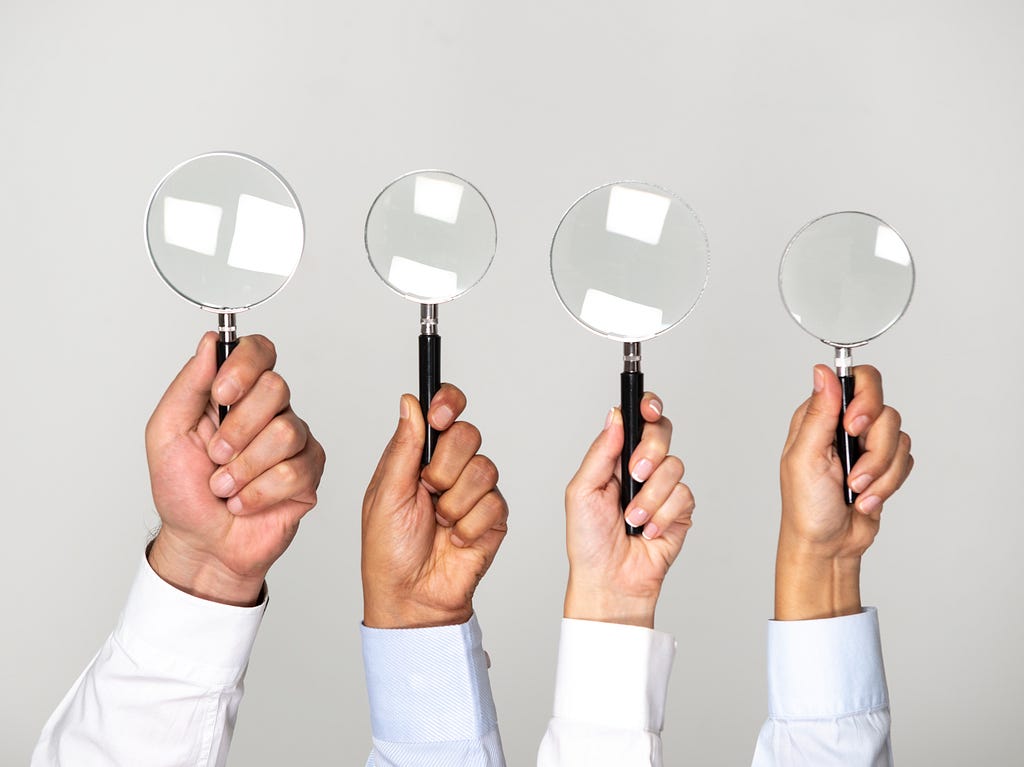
{"left": 779, "top": 211, "right": 914, "bottom": 505}
{"left": 365, "top": 170, "right": 497, "bottom": 464}
{"left": 145, "top": 151, "right": 305, "bottom": 423}
{"left": 551, "top": 182, "right": 710, "bottom": 535}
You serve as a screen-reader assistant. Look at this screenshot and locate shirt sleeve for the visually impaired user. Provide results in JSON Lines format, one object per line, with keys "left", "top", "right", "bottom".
{"left": 537, "top": 618, "right": 677, "bottom": 767}
{"left": 362, "top": 615, "right": 505, "bottom": 766}
{"left": 751, "top": 607, "right": 892, "bottom": 767}
{"left": 31, "top": 554, "right": 267, "bottom": 767}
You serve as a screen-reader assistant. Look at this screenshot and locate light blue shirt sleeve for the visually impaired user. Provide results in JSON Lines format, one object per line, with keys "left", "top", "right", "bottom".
{"left": 362, "top": 615, "right": 505, "bottom": 766}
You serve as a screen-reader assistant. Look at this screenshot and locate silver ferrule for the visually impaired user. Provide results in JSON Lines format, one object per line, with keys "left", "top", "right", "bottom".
{"left": 623, "top": 341, "right": 642, "bottom": 373}
{"left": 834, "top": 346, "right": 853, "bottom": 377}
{"left": 420, "top": 303, "right": 438, "bottom": 336}
{"left": 218, "top": 312, "right": 237, "bottom": 343}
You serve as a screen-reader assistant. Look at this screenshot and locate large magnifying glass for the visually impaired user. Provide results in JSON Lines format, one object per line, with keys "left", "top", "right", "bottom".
{"left": 779, "top": 211, "right": 914, "bottom": 505}
{"left": 365, "top": 170, "right": 497, "bottom": 464}
{"left": 145, "top": 151, "right": 305, "bottom": 423}
{"left": 551, "top": 182, "right": 710, "bottom": 535}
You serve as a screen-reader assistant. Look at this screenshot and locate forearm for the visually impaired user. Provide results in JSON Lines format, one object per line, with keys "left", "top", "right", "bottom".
{"left": 774, "top": 537, "right": 862, "bottom": 621}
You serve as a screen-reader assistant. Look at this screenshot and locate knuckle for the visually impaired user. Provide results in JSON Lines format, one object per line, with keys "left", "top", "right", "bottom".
{"left": 435, "top": 493, "right": 459, "bottom": 522}
{"left": 469, "top": 455, "right": 499, "bottom": 488}
{"left": 274, "top": 461, "right": 298, "bottom": 486}
{"left": 662, "top": 455, "right": 685, "bottom": 480}
{"left": 260, "top": 371, "right": 290, "bottom": 402}
{"left": 448, "top": 421, "right": 482, "bottom": 450}
{"left": 250, "top": 334, "right": 277, "bottom": 361}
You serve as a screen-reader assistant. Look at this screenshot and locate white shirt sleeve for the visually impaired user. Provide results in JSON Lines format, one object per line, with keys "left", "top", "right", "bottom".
{"left": 361, "top": 615, "right": 505, "bottom": 766}
{"left": 31, "top": 555, "right": 266, "bottom": 767}
{"left": 752, "top": 607, "right": 892, "bottom": 767}
{"left": 537, "top": 618, "right": 677, "bottom": 767}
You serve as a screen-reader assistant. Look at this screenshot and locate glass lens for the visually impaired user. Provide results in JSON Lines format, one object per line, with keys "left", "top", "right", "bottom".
{"left": 550, "top": 182, "right": 709, "bottom": 342}
{"left": 146, "top": 153, "right": 304, "bottom": 312}
{"left": 779, "top": 212, "right": 914, "bottom": 346}
{"left": 365, "top": 171, "right": 497, "bottom": 304}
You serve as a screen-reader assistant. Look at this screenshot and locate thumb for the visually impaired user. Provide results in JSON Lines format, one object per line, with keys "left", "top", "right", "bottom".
{"left": 147, "top": 333, "right": 218, "bottom": 439}
{"left": 791, "top": 365, "right": 843, "bottom": 458}
{"left": 568, "top": 407, "right": 625, "bottom": 496}
{"left": 368, "top": 394, "right": 427, "bottom": 498}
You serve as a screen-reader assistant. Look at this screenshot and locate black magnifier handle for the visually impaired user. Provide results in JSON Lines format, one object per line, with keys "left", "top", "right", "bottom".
{"left": 216, "top": 313, "right": 238, "bottom": 427}
{"left": 836, "top": 372, "right": 861, "bottom": 505}
{"left": 419, "top": 305, "right": 441, "bottom": 465}
{"left": 621, "top": 342, "right": 644, "bottom": 536}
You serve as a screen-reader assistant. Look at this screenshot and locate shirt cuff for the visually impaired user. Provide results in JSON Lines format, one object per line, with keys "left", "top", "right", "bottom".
{"left": 114, "top": 554, "right": 268, "bottom": 689}
{"left": 767, "top": 606, "right": 888, "bottom": 719}
{"left": 552, "top": 618, "right": 676, "bottom": 733}
{"left": 361, "top": 614, "right": 498, "bottom": 743}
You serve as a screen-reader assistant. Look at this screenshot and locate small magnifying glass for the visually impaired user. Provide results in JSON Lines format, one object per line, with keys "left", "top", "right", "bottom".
{"left": 365, "top": 170, "right": 497, "bottom": 464}
{"left": 551, "top": 182, "right": 710, "bottom": 535}
{"left": 779, "top": 211, "right": 914, "bottom": 505}
{"left": 145, "top": 151, "right": 305, "bottom": 423}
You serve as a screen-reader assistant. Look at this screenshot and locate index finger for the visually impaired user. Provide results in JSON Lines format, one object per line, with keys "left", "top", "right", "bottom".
{"left": 844, "top": 365, "right": 884, "bottom": 438}
{"left": 212, "top": 335, "right": 278, "bottom": 408}
{"left": 427, "top": 383, "right": 468, "bottom": 430}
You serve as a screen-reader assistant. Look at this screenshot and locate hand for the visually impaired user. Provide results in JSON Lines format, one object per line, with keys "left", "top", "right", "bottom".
{"left": 361, "top": 385, "right": 508, "bottom": 629}
{"left": 563, "top": 394, "right": 695, "bottom": 629}
{"left": 775, "top": 365, "right": 913, "bottom": 620}
{"left": 145, "top": 333, "right": 326, "bottom": 607}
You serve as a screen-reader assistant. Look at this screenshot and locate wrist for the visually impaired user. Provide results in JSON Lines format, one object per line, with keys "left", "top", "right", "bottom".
{"left": 774, "top": 537, "right": 862, "bottom": 621}
{"left": 362, "top": 592, "right": 473, "bottom": 629}
{"left": 564, "top": 576, "right": 658, "bottom": 629}
{"left": 148, "top": 532, "right": 266, "bottom": 608}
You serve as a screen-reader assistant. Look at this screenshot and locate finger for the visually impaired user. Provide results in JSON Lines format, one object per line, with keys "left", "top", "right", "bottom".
{"left": 225, "top": 436, "right": 326, "bottom": 517}
{"left": 450, "top": 488, "right": 508, "bottom": 548}
{"left": 844, "top": 365, "right": 885, "bottom": 437}
{"left": 146, "top": 333, "right": 218, "bottom": 440}
{"left": 420, "top": 421, "right": 482, "bottom": 494}
{"left": 847, "top": 405, "right": 902, "bottom": 495}
{"left": 855, "top": 431, "right": 913, "bottom": 518}
{"left": 641, "top": 392, "right": 664, "bottom": 422}
{"left": 366, "top": 394, "right": 426, "bottom": 498}
{"left": 210, "top": 410, "right": 308, "bottom": 498}
{"left": 209, "top": 370, "right": 291, "bottom": 465}
{"left": 789, "top": 365, "right": 843, "bottom": 458}
{"left": 623, "top": 455, "right": 684, "bottom": 529}
{"left": 428, "top": 383, "right": 468, "bottom": 430}
{"left": 435, "top": 454, "right": 499, "bottom": 527}
{"left": 212, "top": 335, "right": 278, "bottom": 409}
{"left": 566, "top": 407, "right": 625, "bottom": 500}
{"left": 639, "top": 481, "right": 695, "bottom": 545}
{"left": 628, "top": 415, "right": 673, "bottom": 484}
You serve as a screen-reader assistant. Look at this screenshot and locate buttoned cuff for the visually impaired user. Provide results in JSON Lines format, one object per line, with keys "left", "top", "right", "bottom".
{"left": 114, "top": 554, "right": 267, "bottom": 689}
{"left": 552, "top": 618, "right": 676, "bottom": 733}
{"left": 361, "top": 614, "right": 498, "bottom": 743}
{"left": 767, "top": 607, "right": 888, "bottom": 719}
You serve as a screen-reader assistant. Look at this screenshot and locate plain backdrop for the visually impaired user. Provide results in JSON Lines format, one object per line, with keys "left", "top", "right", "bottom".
{"left": 3, "top": 1, "right": 1022, "bottom": 764}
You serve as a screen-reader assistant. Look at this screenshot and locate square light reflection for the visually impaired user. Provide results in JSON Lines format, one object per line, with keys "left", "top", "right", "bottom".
{"left": 873, "top": 226, "right": 910, "bottom": 266}
{"left": 580, "top": 288, "right": 665, "bottom": 338}
{"left": 227, "top": 194, "right": 303, "bottom": 277}
{"left": 414, "top": 176, "right": 464, "bottom": 225}
{"left": 605, "top": 186, "right": 671, "bottom": 246}
{"left": 388, "top": 255, "right": 459, "bottom": 297}
{"left": 163, "top": 196, "right": 223, "bottom": 256}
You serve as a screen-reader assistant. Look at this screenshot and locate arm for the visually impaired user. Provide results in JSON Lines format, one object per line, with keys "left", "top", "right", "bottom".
{"left": 32, "top": 333, "right": 325, "bottom": 767}
{"left": 752, "top": 365, "right": 913, "bottom": 767}
{"left": 361, "top": 386, "right": 508, "bottom": 766}
{"left": 539, "top": 395, "right": 695, "bottom": 767}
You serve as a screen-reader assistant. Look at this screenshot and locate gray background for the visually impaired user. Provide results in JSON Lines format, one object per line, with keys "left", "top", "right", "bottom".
{"left": 2, "top": 1, "right": 1021, "bottom": 764}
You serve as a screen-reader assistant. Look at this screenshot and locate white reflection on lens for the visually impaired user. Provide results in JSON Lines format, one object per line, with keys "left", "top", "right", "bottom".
{"left": 874, "top": 225, "right": 910, "bottom": 266}
{"left": 413, "top": 176, "right": 464, "bottom": 225}
{"left": 580, "top": 288, "right": 665, "bottom": 337}
{"left": 226, "top": 194, "right": 303, "bottom": 277}
{"left": 163, "top": 197, "right": 223, "bottom": 256}
{"left": 388, "top": 255, "right": 458, "bottom": 297}
{"left": 605, "top": 185, "right": 671, "bottom": 246}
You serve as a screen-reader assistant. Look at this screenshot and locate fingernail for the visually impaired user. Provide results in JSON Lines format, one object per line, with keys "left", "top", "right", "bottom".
{"left": 649, "top": 399, "right": 662, "bottom": 417}
{"left": 400, "top": 397, "right": 410, "bottom": 420}
{"left": 216, "top": 378, "right": 241, "bottom": 406}
{"left": 813, "top": 368, "right": 824, "bottom": 392}
{"left": 626, "top": 508, "right": 649, "bottom": 527}
{"left": 211, "top": 470, "right": 235, "bottom": 497}
{"left": 450, "top": 533, "right": 466, "bottom": 547}
{"left": 227, "top": 496, "right": 243, "bottom": 514}
{"left": 432, "top": 404, "right": 454, "bottom": 429}
{"left": 850, "top": 415, "right": 870, "bottom": 436}
{"left": 859, "top": 495, "right": 882, "bottom": 514}
{"left": 631, "top": 458, "right": 654, "bottom": 483}
{"left": 641, "top": 521, "right": 660, "bottom": 540}
{"left": 210, "top": 439, "right": 234, "bottom": 465}
{"left": 434, "top": 511, "right": 451, "bottom": 527}
{"left": 850, "top": 473, "right": 873, "bottom": 494}
{"left": 604, "top": 407, "right": 615, "bottom": 430}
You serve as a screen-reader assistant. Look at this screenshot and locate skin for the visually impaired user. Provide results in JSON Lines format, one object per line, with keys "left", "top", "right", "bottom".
{"left": 563, "top": 393, "right": 696, "bottom": 629}
{"left": 146, "top": 332, "right": 326, "bottom": 607}
{"left": 361, "top": 384, "right": 509, "bottom": 629}
{"left": 775, "top": 364, "right": 914, "bottom": 620}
